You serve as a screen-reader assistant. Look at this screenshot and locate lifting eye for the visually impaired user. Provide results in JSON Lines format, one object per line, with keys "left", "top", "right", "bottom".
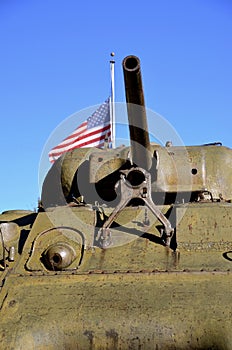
{"left": 42, "top": 242, "right": 76, "bottom": 271}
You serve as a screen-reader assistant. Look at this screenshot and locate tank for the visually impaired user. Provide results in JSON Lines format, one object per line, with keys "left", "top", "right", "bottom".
{"left": 0, "top": 55, "right": 232, "bottom": 350}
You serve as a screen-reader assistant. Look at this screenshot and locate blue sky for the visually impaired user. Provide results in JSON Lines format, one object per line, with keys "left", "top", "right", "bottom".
{"left": 0, "top": 0, "right": 232, "bottom": 212}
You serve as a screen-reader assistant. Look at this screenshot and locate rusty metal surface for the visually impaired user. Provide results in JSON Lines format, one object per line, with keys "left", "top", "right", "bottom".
{"left": 97, "top": 167, "right": 174, "bottom": 248}
{"left": 150, "top": 144, "right": 232, "bottom": 199}
{"left": 89, "top": 146, "right": 130, "bottom": 183}
{"left": 41, "top": 148, "right": 93, "bottom": 207}
{"left": 40, "top": 141, "right": 232, "bottom": 209}
{"left": 0, "top": 271, "right": 231, "bottom": 349}
{"left": 1, "top": 202, "right": 231, "bottom": 350}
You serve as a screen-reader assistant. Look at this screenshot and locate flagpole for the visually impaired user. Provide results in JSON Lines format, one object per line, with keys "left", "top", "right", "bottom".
{"left": 110, "top": 52, "right": 116, "bottom": 148}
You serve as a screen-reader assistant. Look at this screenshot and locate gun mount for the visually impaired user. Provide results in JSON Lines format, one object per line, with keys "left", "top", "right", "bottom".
{"left": 0, "top": 56, "right": 232, "bottom": 350}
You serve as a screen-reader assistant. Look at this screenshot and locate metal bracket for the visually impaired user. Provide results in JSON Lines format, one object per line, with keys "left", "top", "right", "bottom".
{"left": 96, "top": 167, "right": 174, "bottom": 248}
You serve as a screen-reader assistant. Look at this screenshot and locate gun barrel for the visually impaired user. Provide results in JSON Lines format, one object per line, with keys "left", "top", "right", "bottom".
{"left": 122, "top": 55, "right": 152, "bottom": 170}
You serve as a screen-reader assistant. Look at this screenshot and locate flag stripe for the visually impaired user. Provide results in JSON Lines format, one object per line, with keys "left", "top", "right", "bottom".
{"left": 49, "top": 134, "right": 109, "bottom": 163}
{"left": 49, "top": 122, "right": 87, "bottom": 150}
{"left": 49, "top": 124, "right": 110, "bottom": 153}
{"left": 49, "top": 126, "right": 111, "bottom": 157}
{"left": 48, "top": 98, "right": 111, "bottom": 163}
{"left": 55, "top": 122, "right": 87, "bottom": 144}
{"left": 50, "top": 132, "right": 110, "bottom": 157}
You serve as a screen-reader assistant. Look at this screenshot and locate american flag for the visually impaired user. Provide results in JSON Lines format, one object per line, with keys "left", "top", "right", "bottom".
{"left": 49, "top": 98, "right": 111, "bottom": 163}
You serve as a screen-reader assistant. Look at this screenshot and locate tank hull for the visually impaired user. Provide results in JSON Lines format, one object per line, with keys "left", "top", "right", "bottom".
{"left": 0, "top": 271, "right": 231, "bottom": 349}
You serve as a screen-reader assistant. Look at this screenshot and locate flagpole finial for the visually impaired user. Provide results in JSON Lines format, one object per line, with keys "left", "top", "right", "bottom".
{"left": 110, "top": 52, "right": 115, "bottom": 63}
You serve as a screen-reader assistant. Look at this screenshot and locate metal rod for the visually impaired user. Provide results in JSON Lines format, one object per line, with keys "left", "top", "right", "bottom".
{"left": 110, "top": 52, "right": 116, "bottom": 148}
{"left": 122, "top": 55, "right": 152, "bottom": 170}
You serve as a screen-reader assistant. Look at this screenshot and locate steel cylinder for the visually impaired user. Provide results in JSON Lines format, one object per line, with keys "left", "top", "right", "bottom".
{"left": 122, "top": 55, "right": 152, "bottom": 170}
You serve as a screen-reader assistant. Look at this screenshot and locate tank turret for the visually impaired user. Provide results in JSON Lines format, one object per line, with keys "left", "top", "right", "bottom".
{"left": 1, "top": 55, "right": 232, "bottom": 350}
